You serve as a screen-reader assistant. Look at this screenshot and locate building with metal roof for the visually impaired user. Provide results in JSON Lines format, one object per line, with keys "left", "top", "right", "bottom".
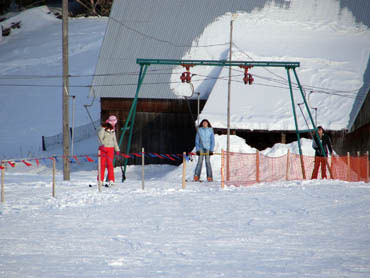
{"left": 91, "top": 0, "right": 370, "bottom": 161}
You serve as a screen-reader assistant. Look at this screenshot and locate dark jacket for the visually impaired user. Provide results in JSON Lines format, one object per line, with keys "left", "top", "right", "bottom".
{"left": 312, "top": 133, "right": 333, "bottom": 157}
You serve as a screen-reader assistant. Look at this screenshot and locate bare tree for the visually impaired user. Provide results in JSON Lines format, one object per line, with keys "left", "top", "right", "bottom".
{"left": 75, "top": 0, "right": 112, "bottom": 16}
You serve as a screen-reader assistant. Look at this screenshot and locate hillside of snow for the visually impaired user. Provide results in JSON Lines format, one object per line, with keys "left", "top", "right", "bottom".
{"left": 171, "top": 0, "right": 370, "bottom": 131}
{"left": 0, "top": 6, "right": 106, "bottom": 159}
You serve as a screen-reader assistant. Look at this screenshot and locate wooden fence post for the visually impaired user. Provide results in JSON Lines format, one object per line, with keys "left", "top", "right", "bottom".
{"left": 141, "top": 147, "right": 145, "bottom": 190}
{"left": 357, "top": 151, "right": 361, "bottom": 182}
{"left": 98, "top": 149, "right": 102, "bottom": 192}
{"left": 182, "top": 152, "right": 186, "bottom": 189}
{"left": 52, "top": 158, "right": 56, "bottom": 198}
{"left": 286, "top": 149, "right": 290, "bottom": 181}
{"left": 256, "top": 151, "right": 260, "bottom": 183}
{"left": 221, "top": 149, "right": 225, "bottom": 189}
{"left": 366, "top": 151, "right": 369, "bottom": 183}
{"left": 347, "top": 152, "right": 351, "bottom": 182}
{"left": 300, "top": 154, "right": 306, "bottom": 180}
{"left": 1, "top": 161, "right": 4, "bottom": 203}
{"left": 330, "top": 154, "right": 334, "bottom": 178}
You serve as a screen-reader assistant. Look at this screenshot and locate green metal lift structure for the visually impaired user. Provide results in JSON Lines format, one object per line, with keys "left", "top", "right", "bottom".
{"left": 117, "top": 58, "right": 328, "bottom": 181}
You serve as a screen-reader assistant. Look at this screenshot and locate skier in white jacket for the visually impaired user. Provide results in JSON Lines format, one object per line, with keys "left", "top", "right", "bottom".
{"left": 98, "top": 115, "right": 120, "bottom": 186}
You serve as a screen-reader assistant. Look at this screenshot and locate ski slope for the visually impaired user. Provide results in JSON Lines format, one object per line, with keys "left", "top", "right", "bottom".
{"left": 0, "top": 5, "right": 370, "bottom": 277}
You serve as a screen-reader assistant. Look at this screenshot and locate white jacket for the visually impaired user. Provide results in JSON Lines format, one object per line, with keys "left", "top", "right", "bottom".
{"left": 98, "top": 127, "right": 120, "bottom": 152}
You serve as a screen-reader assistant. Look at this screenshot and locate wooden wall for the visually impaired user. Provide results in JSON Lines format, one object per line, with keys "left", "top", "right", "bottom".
{"left": 331, "top": 124, "right": 370, "bottom": 157}
{"left": 101, "top": 97, "right": 369, "bottom": 165}
{"left": 351, "top": 89, "right": 370, "bottom": 131}
{"left": 101, "top": 98, "right": 206, "bottom": 165}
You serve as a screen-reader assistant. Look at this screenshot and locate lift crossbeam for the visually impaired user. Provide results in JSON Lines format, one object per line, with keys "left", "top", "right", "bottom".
{"left": 137, "top": 58, "right": 300, "bottom": 68}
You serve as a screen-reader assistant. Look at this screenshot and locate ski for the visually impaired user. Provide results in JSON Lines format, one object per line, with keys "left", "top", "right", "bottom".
{"left": 185, "top": 179, "right": 203, "bottom": 182}
{"left": 89, "top": 183, "right": 110, "bottom": 187}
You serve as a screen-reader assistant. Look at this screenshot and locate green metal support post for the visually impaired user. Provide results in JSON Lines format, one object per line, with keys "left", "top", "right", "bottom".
{"left": 286, "top": 67, "right": 306, "bottom": 179}
{"left": 292, "top": 68, "right": 333, "bottom": 178}
{"left": 117, "top": 64, "right": 149, "bottom": 181}
{"left": 292, "top": 68, "right": 326, "bottom": 157}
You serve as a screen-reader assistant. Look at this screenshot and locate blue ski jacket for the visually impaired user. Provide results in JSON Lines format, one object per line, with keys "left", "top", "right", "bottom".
{"left": 195, "top": 127, "right": 215, "bottom": 152}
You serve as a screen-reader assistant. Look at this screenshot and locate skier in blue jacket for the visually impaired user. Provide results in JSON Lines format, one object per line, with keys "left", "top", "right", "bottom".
{"left": 194, "top": 119, "right": 215, "bottom": 182}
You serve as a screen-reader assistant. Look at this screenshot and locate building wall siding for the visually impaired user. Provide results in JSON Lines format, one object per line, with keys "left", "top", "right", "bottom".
{"left": 101, "top": 98, "right": 206, "bottom": 165}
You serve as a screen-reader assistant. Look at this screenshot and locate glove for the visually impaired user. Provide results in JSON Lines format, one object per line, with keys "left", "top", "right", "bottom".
{"left": 98, "top": 145, "right": 105, "bottom": 152}
{"left": 209, "top": 151, "right": 213, "bottom": 156}
{"left": 196, "top": 151, "right": 200, "bottom": 156}
{"left": 115, "top": 151, "right": 120, "bottom": 156}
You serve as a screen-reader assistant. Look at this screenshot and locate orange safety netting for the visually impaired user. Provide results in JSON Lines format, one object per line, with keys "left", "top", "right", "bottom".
{"left": 222, "top": 151, "right": 370, "bottom": 186}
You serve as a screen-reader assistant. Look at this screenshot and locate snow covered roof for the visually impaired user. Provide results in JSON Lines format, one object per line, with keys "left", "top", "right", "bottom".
{"left": 92, "top": 0, "right": 370, "bottom": 131}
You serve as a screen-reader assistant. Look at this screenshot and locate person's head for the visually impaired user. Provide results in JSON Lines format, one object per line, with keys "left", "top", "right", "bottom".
{"left": 317, "top": 126, "right": 324, "bottom": 137}
{"left": 103, "top": 122, "right": 114, "bottom": 131}
{"left": 105, "top": 115, "right": 117, "bottom": 128}
{"left": 199, "top": 119, "right": 211, "bottom": 128}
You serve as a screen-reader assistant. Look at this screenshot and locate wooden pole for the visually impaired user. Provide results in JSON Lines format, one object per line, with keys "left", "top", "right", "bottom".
{"left": 347, "top": 152, "right": 351, "bottom": 182}
{"left": 357, "top": 151, "right": 361, "bottom": 182}
{"left": 281, "top": 132, "right": 286, "bottom": 144}
{"left": 326, "top": 157, "right": 334, "bottom": 179}
{"left": 226, "top": 17, "right": 233, "bottom": 182}
{"left": 62, "top": 0, "right": 70, "bottom": 180}
{"left": 52, "top": 158, "right": 56, "bottom": 198}
{"left": 98, "top": 150, "right": 102, "bottom": 192}
{"left": 182, "top": 152, "right": 186, "bottom": 189}
{"left": 1, "top": 161, "right": 4, "bottom": 203}
{"left": 141, "top": 147, "right": 145, "bottom": 190}
{"left": 286, "top": 149, "right": 290, "bottom": 181}
{"left": 330, "top": 154, "right": 334, "bottom": 178}
{"left": 221, "top": 149, "right": 225, "bottom": 189}
{"left": 256, "top": 151, "right": 260, "bottom": 183}
{"left": 300, "top": 155, "right": 306, "bottom": 180}
{"left": 366, "top": 151, "right": 369, "bottom": 183}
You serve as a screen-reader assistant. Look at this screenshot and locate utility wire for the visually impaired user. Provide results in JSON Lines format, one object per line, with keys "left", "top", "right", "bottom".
{"left": 231, "top": 42, "right": 369, "bottom": 98}
{"left": 1, "top": 69, "right": 367, "bottom": 100}
{"left": 109, "top": 16, "right": 229, "bottom": 48}
{"left": 0, "top": 68, "right": 180, "bottom": 79}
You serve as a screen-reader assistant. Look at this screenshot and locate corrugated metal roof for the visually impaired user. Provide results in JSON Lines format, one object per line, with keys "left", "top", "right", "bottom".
{"left": 91, "top": 0, "right": 370, "bottom": 108}
{"left": 91, "top": 0, "right": 276, "bottom": 99}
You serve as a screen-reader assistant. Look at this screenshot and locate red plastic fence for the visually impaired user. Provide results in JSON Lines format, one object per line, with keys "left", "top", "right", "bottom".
{"left": 224, "top": 151, "right": 370, "bottom": 186}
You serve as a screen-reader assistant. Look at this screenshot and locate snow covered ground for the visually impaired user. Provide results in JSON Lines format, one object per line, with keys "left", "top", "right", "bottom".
{"left": 1, "top": 133, "right": 370, "bottom": 277}
{"left": 1, "top": 160, "right": 370, "bottom": 277}
{"left": 1, "top": 5, "right": 370, "bottom": 278}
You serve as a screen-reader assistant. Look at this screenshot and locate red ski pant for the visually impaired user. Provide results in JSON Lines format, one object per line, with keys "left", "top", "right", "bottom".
{"left": 311, "top": 156, "right": 327, "bottom": 179}
{"left": 98, "top": 147, "right": 115, "bottom": 182}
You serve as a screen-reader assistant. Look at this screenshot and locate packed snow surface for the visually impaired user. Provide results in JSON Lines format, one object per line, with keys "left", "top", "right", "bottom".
{"left": 1, "top": 133, "right": 370, "bottom": 277}
{"left": 1, "top": 160, "right": 370, "bottom": 277}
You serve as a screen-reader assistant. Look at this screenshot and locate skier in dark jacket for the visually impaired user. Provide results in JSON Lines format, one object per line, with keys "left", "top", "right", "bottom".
{"left": 311, "top": 126, "right": 333, "bottom": 179}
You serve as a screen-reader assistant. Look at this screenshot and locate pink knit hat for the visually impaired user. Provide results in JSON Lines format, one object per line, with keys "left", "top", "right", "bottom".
{"left": 106, "top": 115, "right": 117, "bottom": 127}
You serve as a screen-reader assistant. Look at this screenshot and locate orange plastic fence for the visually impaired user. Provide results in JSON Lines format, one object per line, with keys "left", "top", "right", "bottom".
{"left": 223, "top": 151, "right": 370, "bottom": 186}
